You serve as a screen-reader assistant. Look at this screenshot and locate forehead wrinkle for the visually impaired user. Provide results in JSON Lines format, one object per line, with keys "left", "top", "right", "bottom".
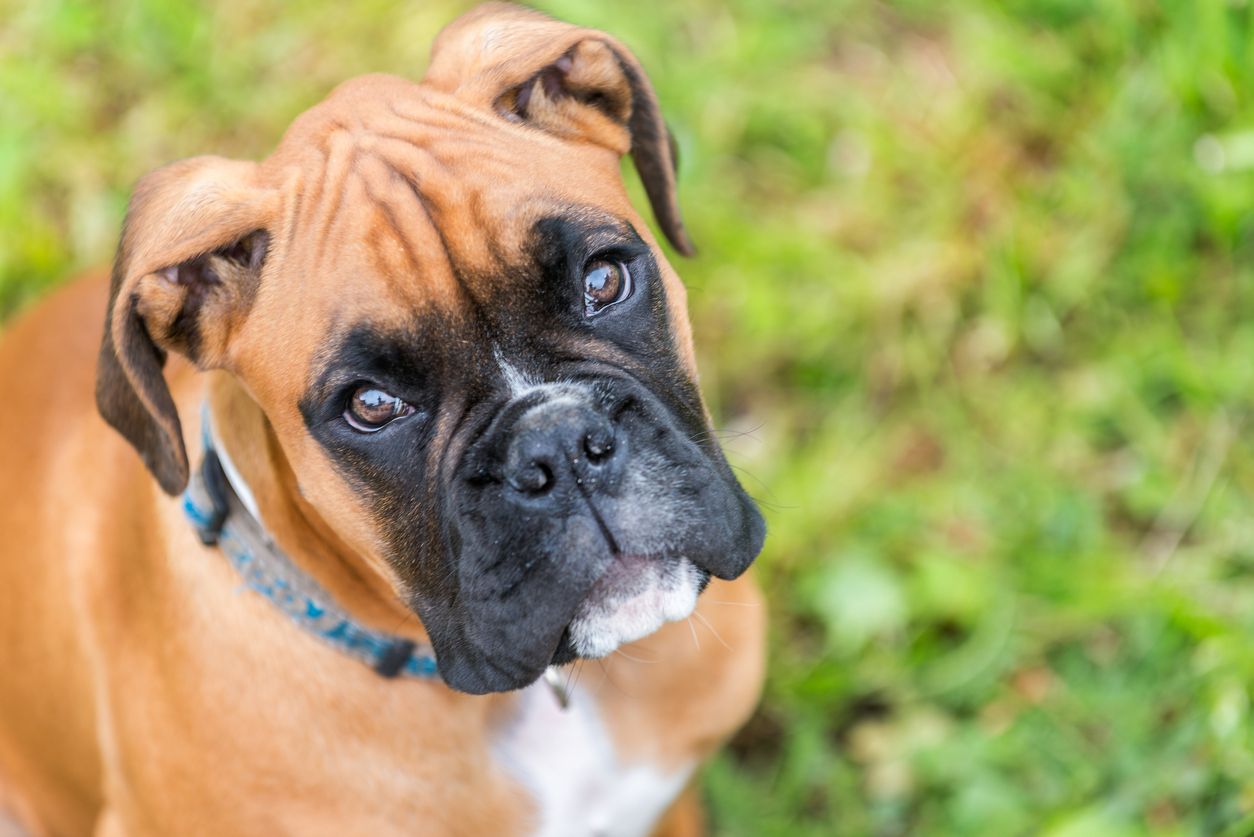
{"left": 360, "top": 137, "right": 506, "bottom": 329}
{"left": 356, "top": 89, "right": 625, "bottom": 271}
{"left": 373, "top": 105, "right": 519, "bottom": 163}
{"left": 354, "top": 157, "right": 433, "bottom": 302}
{"left": 339, "top": 149, "right": 464, "bottom": 313}
{"left": 366, "top": 130, "right": 520, "bottom": 239}
{"left": 386, "top": 85, "right": 540, "bottom": 148}
{"left": 366, "top": 99, "right": 574, "bottom": 228}
{"left": 307, "top": 128, "right": 363, "bottom": 267}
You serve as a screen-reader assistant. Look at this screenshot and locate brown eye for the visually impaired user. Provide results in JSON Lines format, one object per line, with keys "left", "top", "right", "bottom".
{"left": 583, "top": 259, "right": 632, "bottom": 316}
{"left": 344, "top": 386, "right": 416, "bottom": 432}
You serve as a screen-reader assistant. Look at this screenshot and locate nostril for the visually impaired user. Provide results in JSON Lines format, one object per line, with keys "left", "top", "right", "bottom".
{"left": 508, "top": 460, "right": 553, "bottom": 494}
{"left": 584, "top": 428, "right": 615, "bottom": 463}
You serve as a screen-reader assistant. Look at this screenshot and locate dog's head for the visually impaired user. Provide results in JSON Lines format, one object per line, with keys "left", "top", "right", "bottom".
{"left": 95, "top": 3, "right": 764, "bottom": 693}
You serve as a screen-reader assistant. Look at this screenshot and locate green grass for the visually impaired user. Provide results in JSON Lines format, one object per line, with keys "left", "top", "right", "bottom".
{"left": 3, "top": 0, "right": 1254, "bottom": 833}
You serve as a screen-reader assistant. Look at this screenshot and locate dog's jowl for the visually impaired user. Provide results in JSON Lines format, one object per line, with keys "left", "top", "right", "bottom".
{"left": 0, "top": 4, "right": 766, "bottom": 835}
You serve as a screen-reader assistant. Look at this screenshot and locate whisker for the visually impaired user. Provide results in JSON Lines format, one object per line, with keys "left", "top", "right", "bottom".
{"left": 387, "top": 609, "right": 418, "bottom": 635}
{"left": 688, "top": 423, "right": 766, "bottom": 447}
{"left": 612, "top": 646, "right": 658, "bottom": 664}
{"left": 569, "top": 659, "right": 587, "bottom": 695}
{"left": 694, "top": 610, "right": 732, "bottom": 651}
{"left": 686, "top": 617, "right": 702, "bottom": 652}
{"left": 746, "top": 495, "right": 789, "bottom": 513}
{"left": 595, "top": 658, "right": 612, "bottom": 686}
{"left": 719, "top": 422, "right": 765, "bottom": 440}
{"left": 585, "top": 658, "right": 610, "bottom": 696}
{"left": 597, "top": 656, "right": 634, "bottom": 698}
{"left": 725, "top": 462, "right": 792, "bottom": 510}
{"left": 703, "top": 599, "right": 760, "bottom": 608}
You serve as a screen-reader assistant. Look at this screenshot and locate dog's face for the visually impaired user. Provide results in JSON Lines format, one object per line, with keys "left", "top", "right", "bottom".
{"left": 96, "top": 4, "right": 764, "bottom": 693}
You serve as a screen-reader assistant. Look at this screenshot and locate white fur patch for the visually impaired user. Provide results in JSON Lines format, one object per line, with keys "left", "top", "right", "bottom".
{"left": 495, "top": 347, "right": 540, "bottom": 398}
{"left": 569, "top": 558, "right": 702, "bottom": 658}
{"left": 493, "top": 681, "right": 693, "bottom": 837}
{"left": 494, "top": 347, "right": 596, "bottom": 421}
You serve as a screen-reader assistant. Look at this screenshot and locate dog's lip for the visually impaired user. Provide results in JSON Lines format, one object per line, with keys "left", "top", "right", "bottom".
{"left": 571, "top": 552, "right": 678, "bottom": 620}
{"left": 540, "top": 554, "right": 665, "bottom": 667}
{"left": 579, "top": 546, "right": 709, "bottom": 601}
{"left": 561, "top": 551, "right": 706, "bottom": 661}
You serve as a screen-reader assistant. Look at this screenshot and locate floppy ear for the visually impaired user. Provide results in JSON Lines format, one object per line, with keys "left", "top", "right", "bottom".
{"left": 96, "top": 156, "right": 274, "bottom": 495}
{"left": 423, "top": 2, "right": 694, "bottom": 256}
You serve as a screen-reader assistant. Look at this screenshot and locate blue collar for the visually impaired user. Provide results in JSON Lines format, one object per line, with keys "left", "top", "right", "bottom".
{"left": 182, "top": 421, "right": 440, "bottom": 680}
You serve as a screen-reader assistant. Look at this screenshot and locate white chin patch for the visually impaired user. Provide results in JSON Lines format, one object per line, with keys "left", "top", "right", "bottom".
{"left": 569, "top": 556, "right": 702, "bottom": 658}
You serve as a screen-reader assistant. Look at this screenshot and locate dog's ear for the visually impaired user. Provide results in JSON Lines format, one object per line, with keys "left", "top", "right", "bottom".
{"left": 423, "top": 3, "right": 694, "bottom": 256}
{"left": 96, "top": 156, "right": 274, "bottom": 495}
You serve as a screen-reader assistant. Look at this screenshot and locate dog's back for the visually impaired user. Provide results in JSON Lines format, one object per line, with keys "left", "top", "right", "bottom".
{"left": 0, "top": 275, "right": 113, "bottom": 833}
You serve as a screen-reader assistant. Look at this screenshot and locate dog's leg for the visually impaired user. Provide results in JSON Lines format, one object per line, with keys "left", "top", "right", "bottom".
{"left": 650, "top": 784, "right": 705, "bottom": 837}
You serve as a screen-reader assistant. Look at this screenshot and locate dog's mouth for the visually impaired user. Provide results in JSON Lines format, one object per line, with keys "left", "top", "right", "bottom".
{"left": 421, "top": 375, "right": 765, "bottom": 694}
{"left": 549, "top": 554, "right": 710, "bottom": 664}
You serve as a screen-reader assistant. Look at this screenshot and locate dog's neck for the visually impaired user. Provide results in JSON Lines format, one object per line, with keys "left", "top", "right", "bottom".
{"left": 202, "top": 374, "right": 426, "bottom": 639}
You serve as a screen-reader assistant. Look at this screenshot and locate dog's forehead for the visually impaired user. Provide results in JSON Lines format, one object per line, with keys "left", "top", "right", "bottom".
{"left": 246, "top": 74, "right": 646, "bottom": 339}
{"left": 269, "top": 75, "right": 634, "bottom": 260}
{"left": 234, "top": 73, "right": 696, "bottom": 398}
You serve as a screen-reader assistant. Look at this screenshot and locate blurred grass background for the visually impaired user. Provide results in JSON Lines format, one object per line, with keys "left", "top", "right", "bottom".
{"left": 3, "top": 0, "right": 1254, "bottom": 833}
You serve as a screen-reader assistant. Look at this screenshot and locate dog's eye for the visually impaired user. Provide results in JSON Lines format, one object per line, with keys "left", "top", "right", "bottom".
{"left": 344, "top": 386, "right": 416, "bottom": 433}
{"left": 583, "top": 259, "right": 632, "bottom": 317}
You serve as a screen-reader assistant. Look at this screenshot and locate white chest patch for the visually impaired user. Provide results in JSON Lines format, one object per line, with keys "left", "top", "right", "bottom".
{"left": 492, "top": 681, "right": 693, "bottom": 837}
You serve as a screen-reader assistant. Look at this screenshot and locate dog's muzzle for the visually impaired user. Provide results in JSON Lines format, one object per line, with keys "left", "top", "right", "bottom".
{"left": 413, "top": 376, "right": 764, "bottom": 694}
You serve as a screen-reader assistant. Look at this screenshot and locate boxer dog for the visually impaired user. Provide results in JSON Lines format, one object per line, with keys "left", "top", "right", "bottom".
{"left": 0, "top": 4, "right": 766, "bottom": 834}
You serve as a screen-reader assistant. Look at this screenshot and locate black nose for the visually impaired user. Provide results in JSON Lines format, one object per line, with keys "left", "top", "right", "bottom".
{"left": 504, "top": 400, "right": 621, "bottom": 499}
